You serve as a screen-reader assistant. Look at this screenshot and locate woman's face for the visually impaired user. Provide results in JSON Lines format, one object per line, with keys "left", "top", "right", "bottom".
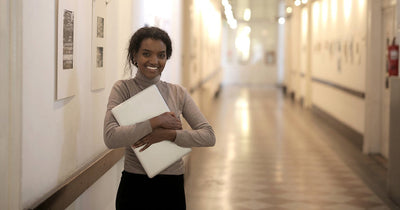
{"left": 134, "top": 38, "right": 167, "bottom": 79}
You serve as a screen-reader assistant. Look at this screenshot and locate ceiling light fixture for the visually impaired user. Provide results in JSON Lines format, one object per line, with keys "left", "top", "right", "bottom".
{"left": 286, "top": 6, "right": 293, "bottom": 13}
{"left": 243, "top": 8, "right": 251, "bottom": 21}
{"left": 222, "top": 0, "right": 237, "bottom": 29}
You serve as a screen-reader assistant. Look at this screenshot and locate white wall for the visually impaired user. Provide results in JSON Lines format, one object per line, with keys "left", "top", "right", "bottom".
{"left": 21, "top": 0, "right": 122, "bottom": 208}
{"left": 277, "top": 0, "right": 286, "bottom": 85}
{"left": 0, "top": 0, "right": 10, "bottom": 208}
{"left": 1, "top": 0, "right": 23, "bottom": 209}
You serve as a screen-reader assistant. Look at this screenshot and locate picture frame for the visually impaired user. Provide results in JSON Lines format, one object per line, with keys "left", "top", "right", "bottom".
{"left": 56, "top": 0, "right": 77, "bottom": 100}
{"left": 91, "top": 0, "right": 106, "bottom": 90}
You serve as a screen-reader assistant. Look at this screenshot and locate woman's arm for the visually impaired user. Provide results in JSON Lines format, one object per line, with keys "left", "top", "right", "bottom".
{"left": 174, "top": 89, "right": 216, "bottom": 148}
{"left": 103, "top": 81, "right": 153, "bottom": 149}
{"left": 132, "top": 112, "right": 183, "bottom": 151}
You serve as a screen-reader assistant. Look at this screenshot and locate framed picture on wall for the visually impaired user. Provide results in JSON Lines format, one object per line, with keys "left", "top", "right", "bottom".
{"left": 264, "top": 51, "right": 276, "bottom": 65}
{"left": 91, "top": 0, "right": 106, "bottom": 90}
{"left": 56, "top": 0, "right": 77, "bottom": 100}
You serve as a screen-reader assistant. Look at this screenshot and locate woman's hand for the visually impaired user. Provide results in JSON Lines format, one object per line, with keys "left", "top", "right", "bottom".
{"left": 133, "top": 128, "right": 177, "bottom": 152}
{"left": 150, "top": 112, "right": 182, "bottom": 130}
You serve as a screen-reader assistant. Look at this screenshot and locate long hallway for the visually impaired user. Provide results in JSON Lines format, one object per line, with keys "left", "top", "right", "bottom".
{"left": 185, "top": 85, "right": 397, "bottom": 210}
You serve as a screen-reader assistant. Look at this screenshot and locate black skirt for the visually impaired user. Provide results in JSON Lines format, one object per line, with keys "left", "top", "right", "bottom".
{"left": 116, "top": 171, "right": 186, "bottom": 210}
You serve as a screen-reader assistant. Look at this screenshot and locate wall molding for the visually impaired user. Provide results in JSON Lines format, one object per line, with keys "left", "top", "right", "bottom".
{"left": 312, "top": 77, "right": 365, "bottom": 99}
{"left": 312, "top": 105, "right": 363, "bottom": 150}
{"left": 28, "top": 148, "right": 124, "bottom": 210}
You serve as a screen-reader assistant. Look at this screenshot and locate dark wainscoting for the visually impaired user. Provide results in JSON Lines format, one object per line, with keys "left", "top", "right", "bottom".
{"left": 311, "top": 105, "right": 363, "bottom": 150}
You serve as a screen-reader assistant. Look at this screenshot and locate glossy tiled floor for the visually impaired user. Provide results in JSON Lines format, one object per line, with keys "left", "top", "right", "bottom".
{"left": 184, "top": 85, "right": 398, "bottom": 210}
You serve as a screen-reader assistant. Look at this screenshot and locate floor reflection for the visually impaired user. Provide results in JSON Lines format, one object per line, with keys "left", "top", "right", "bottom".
{"left": 185, "top": 85, "right": 392, "bottom": 210}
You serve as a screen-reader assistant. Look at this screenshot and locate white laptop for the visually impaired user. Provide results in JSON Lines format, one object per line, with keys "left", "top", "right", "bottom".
{"left": 111, "top": 85, "right": 191, "bottom": 178}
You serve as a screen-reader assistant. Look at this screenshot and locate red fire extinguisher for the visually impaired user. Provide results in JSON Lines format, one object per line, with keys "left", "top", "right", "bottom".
{"left": 388, "top": 37, "right": 399, "bottom": 76}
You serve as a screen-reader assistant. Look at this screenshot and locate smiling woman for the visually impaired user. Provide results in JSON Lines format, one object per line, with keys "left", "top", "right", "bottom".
{"left": 103, "top": 26, "right": 216, "bottom": 210}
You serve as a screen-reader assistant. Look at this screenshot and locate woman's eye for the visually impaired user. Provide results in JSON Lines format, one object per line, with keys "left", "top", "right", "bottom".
{"left": 143, "top": 52, "right": 150, "bottom": 57}
{"left": 158, "top": 53, "right": 166, "bottom": 59}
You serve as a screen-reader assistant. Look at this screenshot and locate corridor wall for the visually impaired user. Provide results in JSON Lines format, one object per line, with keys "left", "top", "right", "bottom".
{"left": 21, "top": 1, "right": 130, "bottom": 208}
{"left": 182, "top": 0, "right": 222, "bottom": 107}
{"left": 285, "top": 0, "right": 367, "bottom": 135}
{"left": 310, "top": 0, "right": 367, "bottom": 134}
{"left": 20, "top": 0, "right": 183, "bottom": 209}
{"left": 0, "top": 0, "right": 22, "bottom": 209}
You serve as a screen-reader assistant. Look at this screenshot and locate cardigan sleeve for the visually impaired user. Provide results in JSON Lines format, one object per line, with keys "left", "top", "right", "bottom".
{"left": 174, "top": 88, "right": 216, "bottom": 148}
{"left": 103, "top": 80, "right": 153, "bottom": 149}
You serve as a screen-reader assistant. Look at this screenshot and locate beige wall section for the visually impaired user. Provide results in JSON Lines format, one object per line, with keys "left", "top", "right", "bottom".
{"left": 388, "top": 77, "right": 400, "bottom": 205}
{"left": 0, "top": 0, "right": 10, "bottom": 208}
{"left": 364, "top": 0, "right": 385, "bottom": 154}
{"left": 286, "top": 0, "right": 368, "bottom": 134}
{"left": 312, "top": 82, "right": 365, "bottom": 133}
{"left": 0, "top": 0, "right": 23, "bottom": 209}
{"left": 379, "top": 1, "right": 397, "bottom": 159}
{"left": 285, "top": 0, "right": 398, "bottom": 156}
{"left": 299, "top": 7, "right": 308, "bottom": 102}
{"left": 286, "top": 5, "right": 302, "bottom": 99}
{"left": 182, "top": 0, "right": 222, "bottom": 105}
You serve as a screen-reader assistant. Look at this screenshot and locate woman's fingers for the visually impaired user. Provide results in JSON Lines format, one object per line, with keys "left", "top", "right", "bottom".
{"left": 133, "top": 139, "right": 146, "bottom": 148}
{"left": 133, "top": 138, "right": 153, "bottom": 152}
{"left": 168, "top": 112, "right": 176, "bottom": 117}
{"left": 139, "top": 143, "right": 151, "bottom": 152}
{"left": 157, "top": 112, "right": 182, "bottom": 129}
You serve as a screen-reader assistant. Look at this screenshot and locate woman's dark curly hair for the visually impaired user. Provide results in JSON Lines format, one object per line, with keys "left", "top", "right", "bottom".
{"left": 127, "top": 26, "right": 172, "bottom": 70}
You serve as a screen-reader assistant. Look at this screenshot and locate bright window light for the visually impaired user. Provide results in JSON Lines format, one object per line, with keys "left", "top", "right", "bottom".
{"left": 235, "top": 26, "right": 251, "bottom": 61}
{"left": 222, "top": 0, "right": 237, "bottom": 29}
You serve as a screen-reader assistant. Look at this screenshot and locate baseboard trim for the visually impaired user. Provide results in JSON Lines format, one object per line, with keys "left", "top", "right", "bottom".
{"left": 311, "top": 105, "right": 363, "bottom": 150}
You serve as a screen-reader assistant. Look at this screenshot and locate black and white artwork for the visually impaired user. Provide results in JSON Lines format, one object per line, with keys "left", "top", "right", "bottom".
{"left": 63, "top": 9, "right": 74, "bottom": 70}
{"left": 97, "top": 17, "right": 104, "bottom": 38}
{"left": 96, "top": 47, "right": 103, "bottom": 67}
{"left": 57, "top": 0, "right": 77, "bottom": 100}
